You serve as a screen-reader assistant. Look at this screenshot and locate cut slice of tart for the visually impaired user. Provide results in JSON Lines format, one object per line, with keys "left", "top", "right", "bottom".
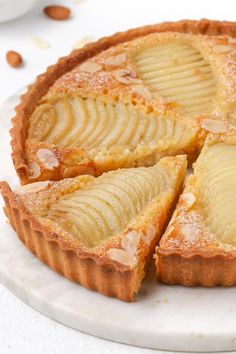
{"left": 156, "top": 131, "right": 236, "bottom": 286}
{"left": 11, "top": 19, "right": 236, "bottom": 184}
{"left": 0, "top": 155, "right": 186, "bottom": 301}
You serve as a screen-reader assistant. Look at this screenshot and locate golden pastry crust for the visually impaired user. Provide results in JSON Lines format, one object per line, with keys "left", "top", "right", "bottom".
{"left": 156, "top": 131, "right": 236, "bottom": 286}
{"left": 1, "top": 156, "right": 187, "bottom": 301}
{"left": 11, "top": 19, "right": 236, "bottom": 185}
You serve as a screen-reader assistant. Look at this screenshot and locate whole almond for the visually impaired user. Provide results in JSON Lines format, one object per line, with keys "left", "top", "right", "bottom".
{"left": 43, "top": 5, "right": 71, "bottom": 20}
{"left": 6, "top": 51, "right": 23, "bottom": 67}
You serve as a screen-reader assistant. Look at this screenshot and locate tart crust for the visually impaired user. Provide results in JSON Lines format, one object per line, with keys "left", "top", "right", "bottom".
{"left": 0, "top": 156, "right": 186, "bottom": 301}
{"left": 11, "top": 19, "right": 236, "bottom": 184}
{"left": 156, "top": 132, "right": 236, "bottom": 286}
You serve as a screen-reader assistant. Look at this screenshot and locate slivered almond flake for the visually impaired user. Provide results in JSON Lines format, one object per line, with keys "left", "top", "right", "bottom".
{"left": 30, "top": 37, "right": 50, "bottom": 49}
{"left": 28, "top": 161, "right": 41, "bottom": 179}
{"left": 114, "top": 69, "right": 142, "bottom": 85}
{"left": 79, "top": 62, "right": 102, "bottom": 73}
{"left": 113, "top": 68, "right": 132, "bottom": 77}
{"left": 43, "top": 5, "right": 71, "bottom": 21}
{"left": 121, "top": 231, "right": 141, "bottom": 254}
{"left": 73, "top": 36, "right": 93, "bottom": 49}
{"left": 145, "top": 225, "right": 157, "bottom": 244}
{"left": 104, "top": 53, "right": 127, "bottom": 66}
{"left": 107, "top": 248, "right": 137, "bottom": 267}
{"left": 132, "top": 85, "right": 152, "bottom": 100}
{"left": 14, "top": 181, "right": 49, "bottom": 194}
{"left": 200, "top": 119, "right": 229, "bottom": 133}
{"left": 179, "top": 224, "right": 200, "bottom": 241}
{"left": 181, "top": 192, "right": 196, "bottom": 209}
{"left": 36, "top": 149, "right": 59, "bottom": 170}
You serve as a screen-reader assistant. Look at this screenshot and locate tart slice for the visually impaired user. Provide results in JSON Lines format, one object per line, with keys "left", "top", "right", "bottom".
{"left": 1, "top": 155, "right": 186, "bottom": 301}
{"left": 156, "top": 132, "right": 236, "bottom": 286}
{"left": 12, "top": 19, "right": 236, "bottom": 184}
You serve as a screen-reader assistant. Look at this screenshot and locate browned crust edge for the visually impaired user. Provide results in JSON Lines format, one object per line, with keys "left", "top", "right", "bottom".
{"left": 0, "top": 181, "right": 136, "bottom": 301}
{"left": 11, "top": 18, "right": 236, "bottom": 184}
{"left": 156, "top": 248, "right": 236, "bottom": 286}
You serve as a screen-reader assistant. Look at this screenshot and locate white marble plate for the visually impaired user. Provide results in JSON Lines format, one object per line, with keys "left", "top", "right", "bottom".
{"left": 0, "top": 90, "right": 236, "bottom": 353}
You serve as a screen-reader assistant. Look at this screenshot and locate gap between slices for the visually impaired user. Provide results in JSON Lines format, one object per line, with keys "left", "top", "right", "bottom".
{"left": 0, "top": 156, "right": 187, "bottom": 301}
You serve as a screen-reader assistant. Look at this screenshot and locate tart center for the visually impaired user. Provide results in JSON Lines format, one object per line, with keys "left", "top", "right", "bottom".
{"left": 195, "top": 142, "right": 236, "bottom": 245}
{"left": 47, "top": 165, "right": 173, "bottom": 247}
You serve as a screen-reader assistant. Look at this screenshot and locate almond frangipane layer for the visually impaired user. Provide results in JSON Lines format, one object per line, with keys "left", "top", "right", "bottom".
{"left": 22, "top": 30, "right": 236, "bottom": 183}
{"left": 156, "top": 132, "right": 236, "bottom": 286}
{"left": 1, "top": 155, "right": 186, "bottom": 300}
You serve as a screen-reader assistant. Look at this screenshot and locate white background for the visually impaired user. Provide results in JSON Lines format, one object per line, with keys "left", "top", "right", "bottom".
{"left": 0, "top": 0, "right": 236, "bottom": 353}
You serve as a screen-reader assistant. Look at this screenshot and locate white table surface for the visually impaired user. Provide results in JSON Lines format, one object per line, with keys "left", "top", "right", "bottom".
{"left": 0, "top": 0, "right": 236, "bottom": 353}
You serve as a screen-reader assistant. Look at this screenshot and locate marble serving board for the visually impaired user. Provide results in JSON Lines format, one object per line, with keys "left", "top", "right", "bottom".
{"left": 0, "top": 90, "right": 236, "bottom": 353}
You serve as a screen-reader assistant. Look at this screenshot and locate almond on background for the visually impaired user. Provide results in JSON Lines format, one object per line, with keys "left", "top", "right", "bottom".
{"left": 43, "top": 5, "right": 71, "bottom": 20}
{"left": 6, "top": 51, "right": 23, "bottom": 67}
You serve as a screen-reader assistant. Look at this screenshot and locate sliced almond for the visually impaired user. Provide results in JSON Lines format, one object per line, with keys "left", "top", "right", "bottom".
{"left": 145, "top": 225, "right": 157, "bottom": 244}
{"left": 79, "top": 62, "right": 102, "bottom": 73}
{"left": 36, "top": 149, "right": 59, "bottom": 170}
{"left": 132, "top": 85, "right": 152, "bottom": 100}
{"left": 121, "top": 231, "right": 141, "bottom": 254}
{"left": 28, "top": 161, "right": 41, "bottom": 179}
{"left": 43, "top": 5, "right": 71, "bottom": 21}
{"left": 116, "top": 76, "right": 142, "bottom": 85}
{"left": 114, "top": 68, "right": 142, "bottom": 85}
{"left": 180, "top": 192, "right": 196, "bottom": 209}
{"left": 107, "top": 248, "right": 137, "bottom": 267}
{"left": 200, "top": 119, "right": 229, "bottom": 133}
{"left": 179, "top": 224, "right": 200, "bottom": 241}
{"left": 14, "top": 181, "right": 50, "bottom": 194}
{"left": 104, "top": 53, "right": 127, "bottom": 66}
{"left": 30, "top": 37, "right": 50, "bottom": 49}
{"left": 6, "top": 51, "right": 23, "bottom": 68}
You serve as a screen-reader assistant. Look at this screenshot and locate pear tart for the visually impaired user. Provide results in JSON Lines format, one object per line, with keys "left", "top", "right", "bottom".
{"left": 0, "top": 156, "right": 186, "bottom": 301}
{"left": 11, "top": 19, "right": 236, "bottom": 184}
{"left": 4, "top": 19, "right": 236, "bottom": 300}
{"left": 156, "top": 132, "right": 236, "bottom": 286}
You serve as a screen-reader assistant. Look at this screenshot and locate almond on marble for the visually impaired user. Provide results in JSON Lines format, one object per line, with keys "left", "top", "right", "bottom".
{"left": 43, "top": 5, "right": 71, "bottom": 20}
{"left": 6, "top": 51, "right": 23, "bottom": 67}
